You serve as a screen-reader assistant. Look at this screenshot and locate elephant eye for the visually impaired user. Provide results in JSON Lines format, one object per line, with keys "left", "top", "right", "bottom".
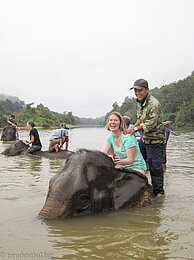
{"left": 77, "top": 193, "right": 90, "bottom": 211}
{"left": 79, "top": 194, "right": 89, "bottom": 205}
{"left": 80, "top": 194, "right": 88, "bottom": 200}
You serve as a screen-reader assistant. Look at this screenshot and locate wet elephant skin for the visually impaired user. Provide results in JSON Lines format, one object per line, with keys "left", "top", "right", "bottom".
{"left": 1, "top": 140, "right": 73, "bottom": 159}
{"left": 38, "top": 149, "right": 152, "bottom": 220}
{"left": 1, "top": 125, "right": 17, "bottom": 141}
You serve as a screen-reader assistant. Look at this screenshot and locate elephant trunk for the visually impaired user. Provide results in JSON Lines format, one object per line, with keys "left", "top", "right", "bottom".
{"left": 38, "top": 193, "right": 68, "bottom": 220}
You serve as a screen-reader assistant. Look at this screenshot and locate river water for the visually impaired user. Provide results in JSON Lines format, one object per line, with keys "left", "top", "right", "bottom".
{"left": 0, "top": 127, "right": 194, "bottom": 259}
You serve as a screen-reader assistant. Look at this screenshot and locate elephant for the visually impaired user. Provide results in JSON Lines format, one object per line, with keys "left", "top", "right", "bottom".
{"left": 2, "top": 140, "right": 73, "bottom": 159}
{"left": 38, "top": 149, "right": 152, "bottom": 220}
{"left": 1, "top": 125, "right": 17, "bottom": 141}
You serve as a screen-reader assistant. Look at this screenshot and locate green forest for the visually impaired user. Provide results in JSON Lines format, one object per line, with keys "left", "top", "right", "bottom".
{"left": 0, "top": 98, "right": 105, "bottom": 128}
{"left": 0, "top": 72, "right": 194, "bottom": 128}
{"left": 0, "top": 101, "right": 76, "bottom": 128}
{"left": 106, "top": 72, "right": 194, "bottom": 128}
{"left": 0, "top": 98, "right": 104, "bottom": 128}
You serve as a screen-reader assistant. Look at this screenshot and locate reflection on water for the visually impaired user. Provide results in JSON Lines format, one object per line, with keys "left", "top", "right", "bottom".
{"left": 0, "top": 128, "right": 194, "bottom": 259}
{"left": 45, "top": 204, "right": 169, "bottom": 259}
{"left": 49, "top": 159, "right": 66, "bottom": 172}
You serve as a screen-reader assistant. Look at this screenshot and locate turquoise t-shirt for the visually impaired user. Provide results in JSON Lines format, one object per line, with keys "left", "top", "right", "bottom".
{"left": 105, "top": 132, "right": 147, "bottom": 171}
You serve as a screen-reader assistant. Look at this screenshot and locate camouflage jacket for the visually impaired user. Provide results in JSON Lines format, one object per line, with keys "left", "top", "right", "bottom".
{"left": 137, "top": 94, "right": 164, "bottom": 144}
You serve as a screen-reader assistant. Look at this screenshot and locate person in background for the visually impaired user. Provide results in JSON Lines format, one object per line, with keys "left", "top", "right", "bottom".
{"left": 124, "top": 78, "right": 164, "bottom": 198}
{"left": 123, "top": 116, "right": 141, "bottom": 142}
{"left": 49, "top": 124, "right": 69, "bottom": 152}
{"left": 101, "top": 112, "right": 147, "bottom": 174}
{"left": 7, "top": 114, "right": 20, "bottom": 139}
{"left": 164, "top": 124, "right": 170, "bottom": 143}
{"left": 162, "top": 121, "right": 176, "bottom": 166}
{"left": 7, "top": 115, "right": 17, "bottom": 128}
{"left": 24, "top": 121, "right": 42, "bottom": 154}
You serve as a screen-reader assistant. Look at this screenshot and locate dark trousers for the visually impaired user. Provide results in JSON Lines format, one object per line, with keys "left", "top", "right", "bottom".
{"left": 28, "top": 145, "right": 41, "bottom": 154}
{"left": 139, "top": 139, "right": 164, "bottom": 196}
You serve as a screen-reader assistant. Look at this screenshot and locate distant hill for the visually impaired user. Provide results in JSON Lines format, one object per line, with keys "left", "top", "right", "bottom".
{"left": 0, "top": 93, "right": 104, "bottom": 128}
{"left": 0, "top": 94, "right": 24, "bottom": 104}
{"left": 149, "top": 87, "right": 159, "bottom": 95}
{"left": 0, "top": 94, "right": 25, "bottom": 114}
{"left": 75, "top": 115, "right": 105, "bottom": 126}
{"left": 152, "top": 73, "right": 194, "bottom": 127}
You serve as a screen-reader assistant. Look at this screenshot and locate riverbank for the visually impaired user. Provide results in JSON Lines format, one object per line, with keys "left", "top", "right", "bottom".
{"left": 0, "top": 124, "right": 104, "bottom": 130}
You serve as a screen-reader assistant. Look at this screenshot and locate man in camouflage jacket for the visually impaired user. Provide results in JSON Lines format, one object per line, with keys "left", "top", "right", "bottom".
{"left": 125, "top": 78, "right": 165, "bottom": 197}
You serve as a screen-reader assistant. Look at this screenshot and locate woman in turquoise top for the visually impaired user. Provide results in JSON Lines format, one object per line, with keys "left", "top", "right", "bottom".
{"left": 101, "top": 112, "right": 147, "bottom": 174}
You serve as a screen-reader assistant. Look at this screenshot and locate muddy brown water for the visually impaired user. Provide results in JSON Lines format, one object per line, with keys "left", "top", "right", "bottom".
{"left": 0, "top": 128, "right": 194, "bottom": 259}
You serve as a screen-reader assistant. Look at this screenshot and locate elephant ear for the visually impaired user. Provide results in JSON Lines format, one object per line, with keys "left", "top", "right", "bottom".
{"left": 85, "top": 164, "right": 151, "bottom": 210}
{"left": 110, "top": 168, "right": 151, "bottom": 210}
{"left": 85, "top": 164, "right": 118, "bottom": 186}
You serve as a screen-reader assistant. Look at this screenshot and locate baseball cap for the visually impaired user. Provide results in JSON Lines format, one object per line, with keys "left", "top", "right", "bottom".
{"left": 130, "top": 78, "right": 149, "bottom": 90}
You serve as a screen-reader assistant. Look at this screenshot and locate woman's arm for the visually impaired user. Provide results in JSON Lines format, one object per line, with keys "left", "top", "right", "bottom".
{"left": 114, "top": 147, "right": 135, "bottom": 165}
{"left": 24, "top": 134, "right": 34, "bottom": 145}
{"left": 101, "top": 142, "right": 112, "bottom": 154}
{"left": 27, "top": 135, "right": 34, "bottom": 145}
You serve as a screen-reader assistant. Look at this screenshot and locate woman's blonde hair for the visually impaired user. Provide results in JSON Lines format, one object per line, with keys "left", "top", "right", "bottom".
{"left": 27, "top": 120, "right": 36, "bottom": 128}
{"left": 105, "top": 112, "right": 126, "bottom": 131}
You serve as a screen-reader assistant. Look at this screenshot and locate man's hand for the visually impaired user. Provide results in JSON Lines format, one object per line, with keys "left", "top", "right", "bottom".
{"left": 124, "top": 125, "right": 142, "bottom": 136}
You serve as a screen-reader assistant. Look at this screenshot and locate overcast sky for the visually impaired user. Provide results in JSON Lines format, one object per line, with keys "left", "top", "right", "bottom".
{"left": 0, "top": 0, "right": 193, "bottom": 117}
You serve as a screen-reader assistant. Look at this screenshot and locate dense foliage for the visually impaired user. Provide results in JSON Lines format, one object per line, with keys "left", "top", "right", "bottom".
{"left": 14, "top": 103, "right": 76, "bottom": 127}
{"left": 0, "top": 103, "right": 7, "bottom": 127}
{"left": 0, "top": 99, "right": 76, "bottom": 127}
{"left": 75, "top": 116, "right": 105, "bottom": 126}
{"left": 105, "top": 72, "right": 194, "bottom": 128}
{"left": 153, "top": 74, "right": 194, "bottom": 127}
{"left": 0, "top": 95, "right": 104, "bottom": 128}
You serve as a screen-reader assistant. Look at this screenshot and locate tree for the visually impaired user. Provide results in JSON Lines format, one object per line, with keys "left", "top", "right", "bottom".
{"left": 0, "top": 103, "right": 7, "bottom": 127}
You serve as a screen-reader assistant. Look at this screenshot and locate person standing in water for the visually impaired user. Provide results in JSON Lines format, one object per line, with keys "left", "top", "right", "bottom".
{"left": 124, "top": 79, "right": 164, "bottom": 198}
{"left": 24, "top": 121, "right": 42, "bottom": 154}
{"left": 101, "top": 112, "right": 147, "bottom": 174}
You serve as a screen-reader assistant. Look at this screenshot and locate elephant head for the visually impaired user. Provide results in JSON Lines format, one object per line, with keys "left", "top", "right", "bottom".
{"left": 2, "top": 140, "right": 29, "bottom": 156}
{"left": 38, "top": 149, "right": 151, "bottom": 220}
{"left": 1, "top": 125, "right": 17, "bottom": 141}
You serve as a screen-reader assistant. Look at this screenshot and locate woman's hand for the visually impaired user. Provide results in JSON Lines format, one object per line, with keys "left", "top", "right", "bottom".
{"left": 114, "top": 156, "right": 122, "bottom": 165}
{"left": 115, "top": 147, "right": 136, "bottom": 166}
